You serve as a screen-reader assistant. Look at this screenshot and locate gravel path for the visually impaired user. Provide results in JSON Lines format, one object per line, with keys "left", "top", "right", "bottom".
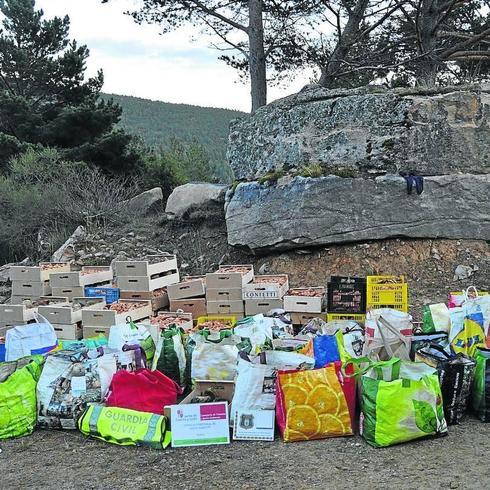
{"left": 1, "top": 418, "right": 488, "bottom": 489}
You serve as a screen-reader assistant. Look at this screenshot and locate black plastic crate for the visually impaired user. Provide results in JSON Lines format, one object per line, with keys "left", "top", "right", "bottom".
{"left": 327, "top": 276, "right": 367, "bottom": 314}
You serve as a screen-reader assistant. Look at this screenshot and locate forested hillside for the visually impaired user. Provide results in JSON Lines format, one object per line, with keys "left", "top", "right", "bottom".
{"left": 104, "top": 94, "right": 245, "bottom": 175}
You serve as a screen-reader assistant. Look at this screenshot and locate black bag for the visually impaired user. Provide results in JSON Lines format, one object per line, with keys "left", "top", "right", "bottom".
{"left": 416, "top": 344, "right": 476, "bottom": 425}
{"left": 410, "top": 331, "right": 448, "bottom": 361}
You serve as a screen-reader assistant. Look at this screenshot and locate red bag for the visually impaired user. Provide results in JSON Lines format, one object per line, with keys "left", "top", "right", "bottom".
{"left": 106, "top": 369, "right": 182, "bottom": 414}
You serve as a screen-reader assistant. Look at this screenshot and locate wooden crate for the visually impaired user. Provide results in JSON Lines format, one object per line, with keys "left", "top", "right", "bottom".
{"left": 113, "top": 253, "right": 178, "bottom": 277}
{"left": 149, "top": 311, "right": 194, "bottom": 332}
{"left": 81, "top": 300, "right": 152, "bottom": 327}
{"left": 83, "top": 325, "right": 110, "bottom": 338}
{"left": 290, "top": 312, "right": 327, "bottom": 326}
{"left": 242, "top": 274, "right": 289, "bottom": 300}
{"left": 51, "top": 286, "right": 87, "bottom": 300}
{"left": 9, "top": 263, "right": 70, "bottom": 282}
{"left": 0, "top": 297, "right": 68, "bottom": 323}
{"left": 11, "top": 281, "right": 51, "bottom": 297}
{"left": 116, "top": 269, "right": 180, "bottom": 292}
{"left": 170, "top": 298, "right": 207, "bottom": 319}
{"left": 244, "top": 299, "right": 284, "bottom": 316}
{"left": 206, "top": 288, "right": 243, "bottom": 302}
{"left": 206, "top": 265, "right": 254, "bottom": 289}
{"left": 283, "top": 287, "right": 325, "bottom": 313}
{"left": 120, "top": 289, "right": 169, "bottom": 312}
{"left": 207, "top": 300, "right": 244, "bottom": 315}
{"left": 167, "top": 276, "right": 206, "bottom": 301}
{"left": 38, "top": 297, "right": 105, "bottom": 325}
{"left": 50, "top": 266, "right": 112, "bottom": 288}
{"left": 52, "top": 322, "right": 83, "bottom": 340}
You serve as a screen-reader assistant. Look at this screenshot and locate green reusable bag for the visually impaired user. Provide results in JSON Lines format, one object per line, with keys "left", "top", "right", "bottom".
{"left": 472, "top": 347, "right": 490, "bottom": 422}
{"left": 78, "top": 404, "right": 171, "bottom": 449}
{"left": 0, "top": 355, "right": 44, "bottom": 440}
{"left": 151, "top": 327, "right": 187, "bottom": 388}
{"left": 349, "top": 357, "right": 448, "bottom": 447}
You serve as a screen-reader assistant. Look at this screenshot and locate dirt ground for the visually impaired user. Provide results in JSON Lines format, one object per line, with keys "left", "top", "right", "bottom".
{"left": 0, "top": 418, "right": 489, "bottom": 489}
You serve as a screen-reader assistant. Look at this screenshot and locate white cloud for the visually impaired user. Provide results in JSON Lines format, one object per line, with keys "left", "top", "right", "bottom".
{"left": 35, "top": 0, "right": 311, "bottom": 112}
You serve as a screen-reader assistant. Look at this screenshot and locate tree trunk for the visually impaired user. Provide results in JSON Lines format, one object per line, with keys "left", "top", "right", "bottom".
{"left": 415, "top": 0, "right": 441, "bottom": 86}
{"left": 318, "top": 0, "right": 370, "bottom": 88}
{"left": 248, "top": 0, "right": 267, "bottom": 112}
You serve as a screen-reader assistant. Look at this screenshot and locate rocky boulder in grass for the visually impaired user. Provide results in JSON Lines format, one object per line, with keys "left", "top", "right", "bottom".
{"left": 165, "top": 183, "right": 227, "bottom": 220}
{"left": 125, "top": 187, "right": 163, "bottom": 214}
{"left": 225, "top": 174, "right": 490, "bottom": 253}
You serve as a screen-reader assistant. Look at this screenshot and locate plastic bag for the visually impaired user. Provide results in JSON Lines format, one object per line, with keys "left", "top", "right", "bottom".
{"left": 5, "top": 313, "right": 58, "bottom": 361}
{"left": 472, "top": 347, "right": 490, "bottom": 421}
{"left": 351, "top": 357, "right": 447, "bottom": 447}
{"left": 234, "top": 315, "right": 273, "bottom": 354}
{"left": 449, "top": 309, "right": 485, "bottom": 358}
{"left": 416, "top": 344, "right": 475, "bottom": 424}
{"left": 37, "top": 348, "right": 116, "bottom": 429}
{"left": 106, "top": 369, "right": 182, "bottom": 414}
{"left": 410, "top": 331, "right": 449, "bottom": 360}
{"left": 364, "top": 309, "right": 412, "bottom": 361}
{"left": 151, "top": 327, "right": 187, "bottom": 387}
{"left": 191, "top": 335, "right": 241, "bottom": 381}
{"left": 422, "top": 303, "right": 451, "bottom": 333}
{"left": 230, "top": 351, "right": 315, "bottom": 423}
{"left": 276, "top": 362, "right": 355, "bottom": 442}
{"left": 0, "top": 356, "right": 44, "bottom": 440}
{"left": 108, "top": 319, "right": 155, "bottom": 364}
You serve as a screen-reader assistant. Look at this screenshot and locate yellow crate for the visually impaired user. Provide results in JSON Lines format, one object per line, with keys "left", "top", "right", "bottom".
{"left": 327, "top": 313, "right": 366, "bottom": 323}
{"left": 196, "top": 315, "right": 237, "bottom": 328}
{"left": 366, "top": 275, "right": 408, "bottom": 312}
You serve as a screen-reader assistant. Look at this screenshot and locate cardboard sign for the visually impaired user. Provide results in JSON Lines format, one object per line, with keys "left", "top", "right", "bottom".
{"left": 170, "top": 402, "right": 230, "bottom": 447}
{"left": 233, "top": 409, "right": 275, "bottom": 441}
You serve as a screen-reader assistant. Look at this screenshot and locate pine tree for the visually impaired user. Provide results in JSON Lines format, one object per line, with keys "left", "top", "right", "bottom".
{"left": 0, "top": 0, "right": 141, "bottom": 173}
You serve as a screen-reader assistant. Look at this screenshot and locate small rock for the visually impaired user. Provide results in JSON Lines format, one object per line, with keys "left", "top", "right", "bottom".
{"left": 453, "top": 264, "right": 474, "bottom": 281}
{"left": 295, "top": 249, "right": 312, "bottom": 255}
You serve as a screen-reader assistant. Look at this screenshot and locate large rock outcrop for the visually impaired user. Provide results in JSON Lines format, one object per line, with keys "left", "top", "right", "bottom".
{"left": 225, "top": 85, "right": 490, "bottom": 252}
{"left": 228, "top": 85, "right": 490, "bottom": 180}
{"left": 226, "top": 174, "right": 490, "bottom": 252}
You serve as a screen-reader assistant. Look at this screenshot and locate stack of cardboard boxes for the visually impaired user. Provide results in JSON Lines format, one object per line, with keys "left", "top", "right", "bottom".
{"left": 242, "top": 274, "right": 289, "bottom": 316}
{"left": 205, "top": 265, "right": 254, "bottom": 320}
{"left": 114, "top": 253, "right": 179, "bottom": 313}
{"left": 167, "top": 276, "right": 207, "bottom": 320}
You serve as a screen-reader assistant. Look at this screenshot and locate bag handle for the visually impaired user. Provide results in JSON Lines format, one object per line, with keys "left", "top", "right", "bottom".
{"left": 342, "top": 356, "right": 401, "bottom": 379}
{"left": 377, "top": 316, "right": 411, "bottom": 360}
{"left": 122, "top": 344, "right": 147, "bottom": 369}
{"left": 423, "top": 343, "right": 451, "bottom": 359}
{"left": 464, "top": 286, "right": 479, "bottom": 301}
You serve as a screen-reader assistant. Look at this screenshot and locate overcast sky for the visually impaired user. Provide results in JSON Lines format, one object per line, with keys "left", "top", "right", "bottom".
{"left": 36, "top": 0, "right": 311, "bottom": 112}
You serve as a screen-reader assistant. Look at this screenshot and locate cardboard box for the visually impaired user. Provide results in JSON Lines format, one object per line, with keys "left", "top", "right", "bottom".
{"left": 167, "top": 276, "right": 205, "bottom": 301}
{"left": 206, "top": 265, "right": 254, "bottom": 289}
{"left": 242, "top": 275, "right": 289, "bottom": 300}
{"left": 206, "top": 288, "right": 243, "bottom": 302}
{"left": 38, "top": 297, "right": 105, "bottom": 325}
{"left": 170, "top": 298, "right": 207, "bottom": 319}
{"left": 290, "top": 312, "right": 327, "bottom": 326}
{"left": 244, "top": 299, "right": 284, "bottom": 316}
{"left": 116, "top": 269, "right": 180, "bottom": 292}
{"left": 113, "top": 254, "right": 178, "bottom": 277}
{"left": 50, "top": 266, "right": 112, "bottom": 288}
{"left": 52, "top": 322, "right": 83, "bottom": 340}
{"left": 11, "top": 281, "right": 51, "bottom": 297}
{"left": 82, "top": 325, "right": 110, "bottom": 338}
{"left": 206, "top": 300, "right": 244, "bottom": 315}
{"left": 120, "top": 289, "right": 169, "bottom": 311}
{"left": 283, "top": 287, "right": 325, "bottom": 313}
{"left": 9, "top": 263, "right": 70, "bottom": 282}
{"left": 81, "top": 300, "right": 152, "bottom": 327}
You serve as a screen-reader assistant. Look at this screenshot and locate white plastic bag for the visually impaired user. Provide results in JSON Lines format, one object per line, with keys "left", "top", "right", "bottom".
{"left": 234, "top": 315, "right": 273, "bottom": 353}
{"left": 230, "top": 350, "right": 315, "bottom": 423}
{"left": 5, "top": 313, "right": 57, "bottom": 361}
{"left": 191, "top": 335, "right": 241, "bottom": 381}
{"left": 108, "top": 320, "right": 155, "bottom": 364}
